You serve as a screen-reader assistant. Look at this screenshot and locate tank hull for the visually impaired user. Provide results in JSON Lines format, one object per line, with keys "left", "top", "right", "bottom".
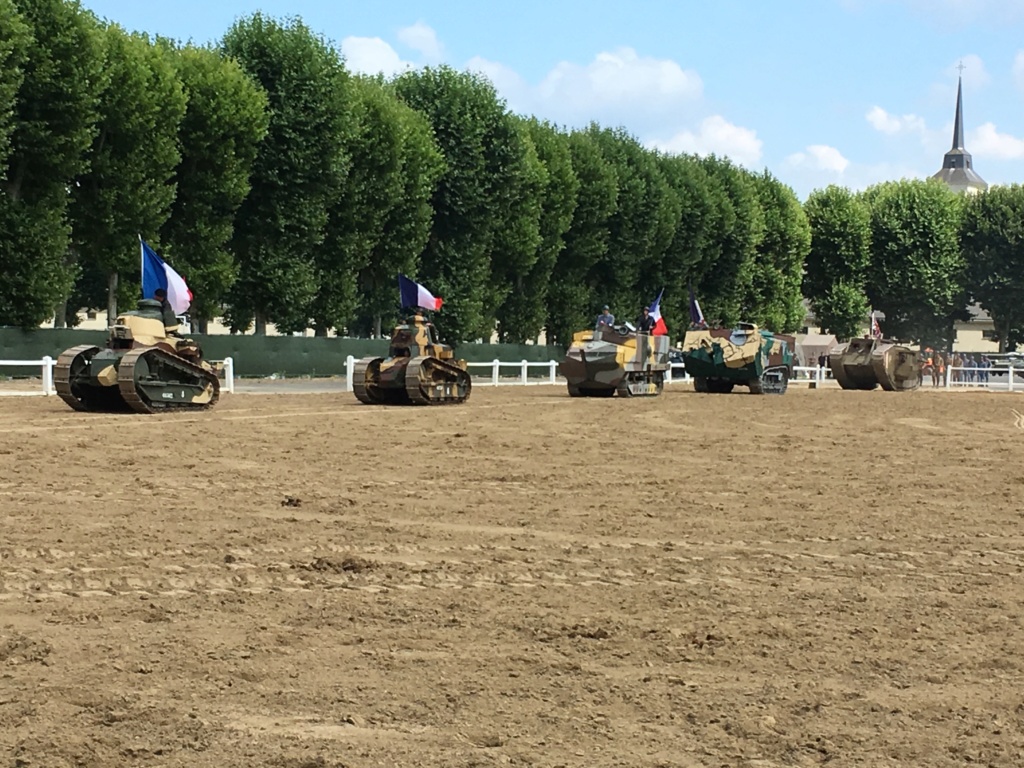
{"left": 353, "top": 355, "right": 471, "bottom": 405}
{"left": 681, "top": 325, "right": 794, "bottom": 395}
{"left": 829, "top": 338, "right": 922, "bottom": 391}
{"left": 559, "top": 328, "right": 669, "bottom": 398}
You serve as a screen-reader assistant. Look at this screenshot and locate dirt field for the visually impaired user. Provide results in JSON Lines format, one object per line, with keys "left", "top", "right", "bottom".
{"left": 1, "top": 385, "right": 1023, "bottom": 767}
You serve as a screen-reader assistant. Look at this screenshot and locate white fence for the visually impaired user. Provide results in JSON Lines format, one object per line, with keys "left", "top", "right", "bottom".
{"left": 945, "top": 365, "right": 1020, "bottom": 392}
{"left": 0, "top": 355, "right": 235, "bottom": 396}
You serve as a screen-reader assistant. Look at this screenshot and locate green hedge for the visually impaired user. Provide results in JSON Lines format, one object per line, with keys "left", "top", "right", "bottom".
{"left": 0, "top": 327, "right": 564, "bottom": 378}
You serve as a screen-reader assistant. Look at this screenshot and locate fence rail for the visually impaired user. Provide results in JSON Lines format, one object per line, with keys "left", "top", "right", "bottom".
{"left": 945, "top": 364, "right": 1019, "bottom": 391}
{"left": 0, "top": 355, "right": 235, "bottom": 396}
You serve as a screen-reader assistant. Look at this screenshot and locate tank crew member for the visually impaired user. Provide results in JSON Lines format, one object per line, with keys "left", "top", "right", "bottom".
{"left": 153, "top": 288, "right": 179, "bottom": 333}
{"left": 596, "top": 304, "right": 615, "bottom": 329}
{"left": 636, "top": 306, "right": 656, "bottom": 334}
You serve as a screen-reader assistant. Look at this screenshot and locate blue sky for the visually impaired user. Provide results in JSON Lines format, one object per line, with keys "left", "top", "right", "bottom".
{"left": 80, "top": 0, "right": 1024, "bottom": 200}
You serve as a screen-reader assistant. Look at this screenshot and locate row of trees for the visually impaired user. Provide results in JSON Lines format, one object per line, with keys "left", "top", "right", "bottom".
{"left": 804, "top": 180, "right": 1024, "bottom": 351}
{"left": 1, "top": 2, "right": 1021, "bottom": 349}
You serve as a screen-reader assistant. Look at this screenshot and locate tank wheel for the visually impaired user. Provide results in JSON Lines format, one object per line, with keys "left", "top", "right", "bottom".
{"left": 752, "top": 366, "right": 789, "bottom": 395}
{"left": 53, "top": 345, "right": 102, "bottom": 411}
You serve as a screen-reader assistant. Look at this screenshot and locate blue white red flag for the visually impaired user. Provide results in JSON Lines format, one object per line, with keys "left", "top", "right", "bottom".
{"left": 140, "top": 237, "right": 191, "bottom": 314}
{"left": 648, "top": 288, "right": 668, "bottom": 336}
{"left": 398, "top": 273, "right": 443, "bottom": 311}
{"left": 688, "top": 282, "right": 706, "bottom": 328}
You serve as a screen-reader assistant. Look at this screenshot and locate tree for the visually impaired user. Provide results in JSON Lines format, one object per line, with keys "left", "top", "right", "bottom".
{"left": 0, "top": 0, "right": 102, "bottom": 328}
{"left": 393, "top": 65, "right": 521, "bottom": 343}
{"left": 545, "top": 129, "right": 618, "bottom": 347}
{"left": 747, "top": 172, "right": 808, "bottom": 333}
{"left": 159, "top": 42, "right": 269, "bottom": 333}
{"left": 220, "top": 12, "right": 350, "bottom": 334}
{"left": 69, "top": 24, "right": 187, "bottom": 321}
{"left": 863, "top": 179, "right": 966, "bottom": 346}
{"left": 961, "top": 184, "right": 1024, "bottom": 352}
{"left": 802, "top": 185, "right": 871, "bottom": 340}
{"left": 495, "top": 118, "right": 578, "bottom": 344}
{"left": 351, "top": 90, "right": 444, "bottom": 338}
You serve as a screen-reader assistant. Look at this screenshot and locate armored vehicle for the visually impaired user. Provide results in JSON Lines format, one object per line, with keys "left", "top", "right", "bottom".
{"left": 352, "top": 314, "right": 471, "bottom": 405}
{"left": 54, "top": 299, "right": 220, "bottom": 413}
{"left": 828, "top": 337, "right": 922, "bottom": 391}
{"left": 558, "top": 323, "right": 670, "bottom": 397}
{"left": 680, "top": 323, "right": 795, "bottom": 395}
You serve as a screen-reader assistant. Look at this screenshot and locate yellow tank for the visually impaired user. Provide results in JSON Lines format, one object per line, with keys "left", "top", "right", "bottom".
{"left": 828, "top": 337, "right": 922, "bottom": 391}
{"left": 558, "top": 324, "right": 670, "bottom": 397}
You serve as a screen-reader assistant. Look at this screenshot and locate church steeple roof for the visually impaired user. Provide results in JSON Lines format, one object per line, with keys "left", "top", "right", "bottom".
{"left": 931, "top": 73, "right": 987, "bottom": 194}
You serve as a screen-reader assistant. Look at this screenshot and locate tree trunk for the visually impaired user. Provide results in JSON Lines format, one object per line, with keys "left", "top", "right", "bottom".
{"left": 1001, "top": 319, "right": 1010, "bottom": 354}
{"left": 107, "top": 272, "right": 118, "bottom": 326}
{"left": 198, "top": 317, "right": 209, "bottom": 334}
{"left": 373, "top": 314, "right": 382, "bottom": 339}
{"left": 53, "top": 298, "right": 68, "bottom": 329}
{"left": 314, "top": 325, "right": 328, "bottom": 337}
{"left": 254, "top": 311, "right": 267, "bottom": 335}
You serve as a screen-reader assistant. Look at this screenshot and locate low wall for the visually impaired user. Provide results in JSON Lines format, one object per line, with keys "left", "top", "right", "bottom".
{"left": 0, "top": 328, "right": 564, "bottom": 378}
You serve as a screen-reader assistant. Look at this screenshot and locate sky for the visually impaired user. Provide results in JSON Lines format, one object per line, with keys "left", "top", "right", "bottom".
{"left": 78, "top": 0, "right": 1024, "bottom": 200}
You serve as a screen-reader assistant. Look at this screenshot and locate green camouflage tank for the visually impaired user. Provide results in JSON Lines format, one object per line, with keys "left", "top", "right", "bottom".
{"left": 680, "top": 322, "right": 795, "bottom": 394}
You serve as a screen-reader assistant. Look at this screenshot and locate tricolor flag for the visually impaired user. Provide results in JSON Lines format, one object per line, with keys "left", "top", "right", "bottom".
{"left": 140, "top": 237, "right": 191, "bottom": 314}
{"left": 871, "top": 312, "right": 882, "bottom": 339}
{"left": 688, "top": 282, "right": 706, "bottom": 328}
{"left": 398, "top": 273, "right": 443, "bottom": 311}
{"left": 647, "top": 288, "right": 668, "bottom": 336}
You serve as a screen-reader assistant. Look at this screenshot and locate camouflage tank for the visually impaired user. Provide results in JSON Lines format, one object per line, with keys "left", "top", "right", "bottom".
{"left": 54, "top": 299, "right": 220, "bottom": 413}
{"left": 828, "top": 337, "right": 923, "bottom": 391}
{"left": 558, "top": 323, "right": 670, "bottom": 397}
{"left": 352, "top": 314, "right": 471, "bottom": 405}
{"left": 680, "top": 322, "right": 795, "bottom": 395}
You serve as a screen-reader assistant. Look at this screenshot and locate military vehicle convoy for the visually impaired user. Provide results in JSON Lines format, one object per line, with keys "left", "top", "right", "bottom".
{"left": 54, "top": 299, "right": 220, "bottom": 413}
{"left": 559, "top": 323, "right": 670, "bottom": 397}
{"left": 352, "top": 314, "right": 471, "bottom": 405}
{"left": 680, "top": 322, "right": 795, "bottom": 395}
{"left": 828, "top": 337, "right": 923, "bottom": 391}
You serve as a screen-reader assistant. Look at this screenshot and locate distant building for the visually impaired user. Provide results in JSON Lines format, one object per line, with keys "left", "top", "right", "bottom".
{"left": 930, "top": 75, "right": 988, "bottom": 195}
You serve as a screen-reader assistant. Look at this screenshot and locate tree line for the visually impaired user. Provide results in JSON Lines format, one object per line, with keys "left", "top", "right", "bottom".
{"left": 1, "top": 2, "right": 1021, "bottom": 350}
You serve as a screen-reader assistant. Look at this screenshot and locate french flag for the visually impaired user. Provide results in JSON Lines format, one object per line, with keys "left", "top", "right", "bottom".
{"left": 398, "top": 273, "right": 443, "bottom": 311}
{"left": 648, "top": 288, "right": 668, "bottom": 336}
{"left": 141, "top": 237, "right": 191, "bottom": 314}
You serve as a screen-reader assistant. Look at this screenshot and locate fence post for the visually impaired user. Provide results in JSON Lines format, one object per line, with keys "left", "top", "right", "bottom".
{"left": 345, "top": 355, "right": 354, "bottom": 392}
{"left": 666, "top": 364, "right": 673, "bottom": 384}
{"left": 549, "top": 360, "right": 557, "bottom": 385}
{"left": 41, "top": 356, "right": 54, "bottom": 395}
{"left": 521, "top": 360, "right": 528, "bottom": 385}
{"left": 222, "top": 356, "right": 235, "bottom": 394}
{"left": 945, "top": 365, "right": 952, "bottom": 390}
{"left": 1010, "top": 365, "right": 1015, "bottom": 393}
{"left": 492, "top": 359, "right": 500, "bottom": 386}
{"left": 817, "top": 365, "right": 824, "bottom": 385}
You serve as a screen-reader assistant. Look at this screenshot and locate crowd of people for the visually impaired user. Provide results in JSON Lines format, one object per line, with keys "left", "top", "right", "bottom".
{"left": 920, "top": 351, "right": 994, "bottom": 387}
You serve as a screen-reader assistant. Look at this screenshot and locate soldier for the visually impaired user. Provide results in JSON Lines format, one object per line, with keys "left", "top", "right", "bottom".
{"left": 595, "top": 304, "right": 615, "bottom": 329}
{"left": 153, "top": 288, "right": 179, "bottom": 333}
{"left": 636, "top": 306, "right": 656, "bottom": 334}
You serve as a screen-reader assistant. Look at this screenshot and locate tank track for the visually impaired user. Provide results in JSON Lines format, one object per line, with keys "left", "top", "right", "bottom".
{"left": 749, "top": 365, "right": 790, "bottom": 395}
{"left": 615, "top": 371, "right": 665, "bottom": 397}
{"left": 405, "top": 356, "right": 471, "bottom": 405}
{"left": 54, "top": 344, "right": 102, "bottom": 411}
{"left": 352, "top": 357, "right": 385, "bottom": 404}
{"left": 117, "top": 347, "right": 220, "bottom": 414}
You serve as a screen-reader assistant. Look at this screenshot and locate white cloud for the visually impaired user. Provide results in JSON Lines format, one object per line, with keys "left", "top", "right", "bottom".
{"left": 1014, "top": 50, "right": 1024, "bottom": 91}
{"left": 340, "top": 36, "right": 413, "bottom": 77}
{"left": 946, "top": 53, "right": 989, "bottom": 88}
{"left": 649, "top": 116, "right": 763, "bottom": 168}
{"left": 785, "top": 145, "right": 850, "bottom": 174}
{"left": 536, "top": 47, "right": 702, "bottom": 117}
{"left": 465, "top": 56, "right": 529, "bottom": 102}
{"left": 397, "top": 21, "right": 444, "bottom": 63}
{"left": 969, "top": 123, "right": 1024, "bottom": 159}
{"left": 866, "top": 106, "right": 927, "bottom": 137}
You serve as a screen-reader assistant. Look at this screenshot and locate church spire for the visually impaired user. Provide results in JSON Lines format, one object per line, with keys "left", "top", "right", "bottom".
{"left": 931, "top": 65, "right": 987, "bottom": 195}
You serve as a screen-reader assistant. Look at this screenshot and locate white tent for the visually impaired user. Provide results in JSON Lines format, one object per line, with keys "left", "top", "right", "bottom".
{"left": 796, "top": 333, "right": 839, "bottom": 367}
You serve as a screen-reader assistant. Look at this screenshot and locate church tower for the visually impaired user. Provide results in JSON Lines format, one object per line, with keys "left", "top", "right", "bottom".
{"left": 931, "top": 74, "right": 987, "bottom": 194}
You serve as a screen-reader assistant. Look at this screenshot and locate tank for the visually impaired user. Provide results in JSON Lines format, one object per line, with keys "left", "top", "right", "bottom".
{"left": 680, "top": 322, "right": 795, "bottom": 394}
{"left": 352, "top": 314, "right": 471, "bottom": 405}
{"left": 54, "top": 299, "right": 220, "bottom": 413}
{"left": 828, "top": 337, "right": 923, "bottom": 391}
{"left": 558, "top": 323, "right": 670, "bottom": 397}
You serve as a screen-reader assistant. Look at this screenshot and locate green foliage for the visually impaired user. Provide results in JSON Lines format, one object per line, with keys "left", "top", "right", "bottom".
{"left": 802, "top": 185, "right": 872, "bottom": 339}
{"left": 159, "top": 41, "right": 270, "bottom": 327}
{"left": 220, "top": 12, "right": 350, "bottom": 333}
{"left": 546, "top": 129, "right": 618, "bottom": 347}
{"left": 70, "top": 24, "right": 187, "bottom": 314}
{"left": 496, "top": 118, "right": 578, "bottom": 344}
{"left": 748, "top": 171, "right": 809, "bottom": 333}
{"left": 392, "top": 65, "right": 517, "bottom": 343}
{"left": 961, "top": 184, "right": 1024, "bottom": 352}
{"left": 862, "top": 179, "right": 966, "bottom": 346}
{"left": 0, "top": 0, "right": 103, "bottom": 326}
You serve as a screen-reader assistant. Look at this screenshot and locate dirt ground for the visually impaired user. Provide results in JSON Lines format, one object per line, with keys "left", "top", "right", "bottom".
{"left": 1, "top": 385, "right": 1023, "bottom": 767}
